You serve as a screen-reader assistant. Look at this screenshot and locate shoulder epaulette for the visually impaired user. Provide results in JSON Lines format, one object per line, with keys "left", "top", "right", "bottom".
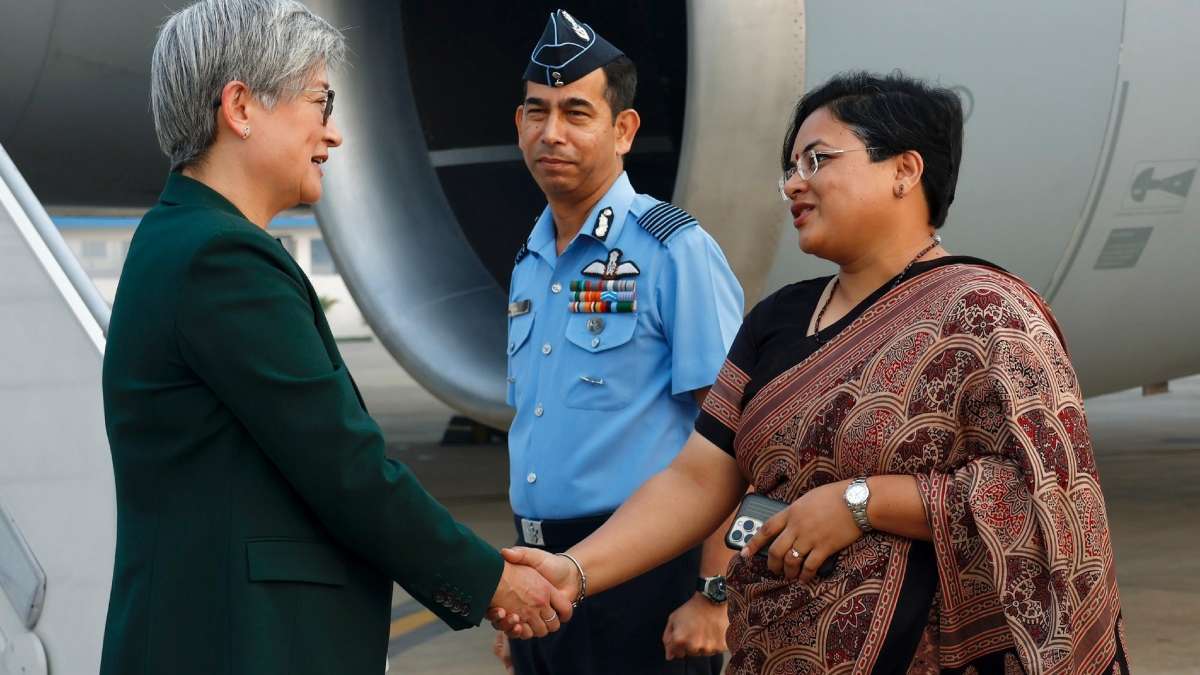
{"left": 637, "top": 201, "right": 698, "bottom": 245}
{"left": 514, "top": 240, "right": 530, "bottom": 265}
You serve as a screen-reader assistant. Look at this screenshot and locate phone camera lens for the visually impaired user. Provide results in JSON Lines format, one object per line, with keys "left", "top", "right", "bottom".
{"left": 731, "top": 530, "right": 743, "bottom": 542}
{"left": 742, "top": 520, "right": 754, "bottom": 532}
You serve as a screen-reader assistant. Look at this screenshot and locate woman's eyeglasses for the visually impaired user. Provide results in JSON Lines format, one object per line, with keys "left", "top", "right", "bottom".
{"left": 778, "top": 147, "right": 879, "bottom": 200}
{"left": 211, "top": 87, "right": 336, "bottom": 127}
{"left": 301, "top": 88, "right": 335, "bottom": 126}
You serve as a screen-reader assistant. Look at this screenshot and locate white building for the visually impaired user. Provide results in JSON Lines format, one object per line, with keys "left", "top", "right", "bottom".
{"left": 53, "top": 210, "right": 372, "bottom": 339}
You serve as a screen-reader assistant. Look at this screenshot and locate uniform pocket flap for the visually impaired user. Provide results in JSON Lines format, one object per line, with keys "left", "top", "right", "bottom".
{"left": 508, "top": 312, "right": 535, "bottom": 355}
{"left": 564, "top": 313, "right": 637, "bottom": 353}
{"left": 246, "top": 539, "right": 348, "bottom": 586}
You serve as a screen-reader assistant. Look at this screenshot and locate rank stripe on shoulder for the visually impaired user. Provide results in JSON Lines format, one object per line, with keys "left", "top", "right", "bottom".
{"left": 514, "top": 240, "right": 530, "bottom": 264}
{"left": 638, "top": 202, "right": 697, "bottom": 244}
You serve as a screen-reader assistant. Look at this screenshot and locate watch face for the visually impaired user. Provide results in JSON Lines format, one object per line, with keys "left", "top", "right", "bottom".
{"left": 704, "top": 577, "right": 727, "bottom": 602}
{"left": 846, "top": 482, "right": 869, "bottom": 505}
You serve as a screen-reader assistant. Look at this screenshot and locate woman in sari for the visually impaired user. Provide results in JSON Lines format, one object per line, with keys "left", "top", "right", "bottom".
{"left": 496, "top": 71, "right": 1130, "bottom": 673}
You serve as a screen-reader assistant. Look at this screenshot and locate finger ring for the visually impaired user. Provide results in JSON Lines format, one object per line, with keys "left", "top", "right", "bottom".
{"left": 790, "top": 548, "right": 803, "bottom": 559}
{"left": 540, "top": 611, "right": 558, "bottom": 622}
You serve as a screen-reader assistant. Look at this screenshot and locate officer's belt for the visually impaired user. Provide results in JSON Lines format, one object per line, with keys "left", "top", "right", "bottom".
{"left": 514, "top": 513, "right": 612, "bottom": 551}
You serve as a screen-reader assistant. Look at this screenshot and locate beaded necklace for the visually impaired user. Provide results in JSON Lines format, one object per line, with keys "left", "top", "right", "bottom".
{"left": 813, "top": 234, "right": 943, "bottom": 341}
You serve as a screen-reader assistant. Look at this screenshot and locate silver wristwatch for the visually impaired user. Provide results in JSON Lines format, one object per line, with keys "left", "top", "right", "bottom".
{"left": 844, "top": 478, "right": 873, "bottom": 532}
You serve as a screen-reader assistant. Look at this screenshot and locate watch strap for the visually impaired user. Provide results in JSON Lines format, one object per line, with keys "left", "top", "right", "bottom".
{"left": 696, "top": 575, "right": 726, "bottom": 603}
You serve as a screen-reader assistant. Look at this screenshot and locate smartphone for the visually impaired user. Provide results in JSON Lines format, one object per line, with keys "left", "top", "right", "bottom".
{"left": 726, "top": 493, "right": 838, "bottom": 577}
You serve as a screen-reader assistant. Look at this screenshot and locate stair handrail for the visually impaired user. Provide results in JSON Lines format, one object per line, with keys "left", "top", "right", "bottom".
{"left": 0, "top": 143, "right": 111, "bottom": 335}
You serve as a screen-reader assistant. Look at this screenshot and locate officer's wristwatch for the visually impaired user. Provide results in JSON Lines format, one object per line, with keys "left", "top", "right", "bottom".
{"left": 696, "top": 575, "right": 727, "bottom": 604}
{"left": 844, "top": 477, "right": 873, "bottom": 532}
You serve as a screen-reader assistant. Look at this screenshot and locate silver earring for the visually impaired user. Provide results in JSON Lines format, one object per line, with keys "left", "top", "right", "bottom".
{"left": 242, "top": 127, "right": 251, "bottom": 139}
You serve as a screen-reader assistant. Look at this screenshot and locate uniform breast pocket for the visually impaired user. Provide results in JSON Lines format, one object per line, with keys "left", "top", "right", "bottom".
{"left": 507, "top": 311, "right": 535, "bottom": 400}
{"left": 563, "top": 313, "right": 639, "bottom": 411}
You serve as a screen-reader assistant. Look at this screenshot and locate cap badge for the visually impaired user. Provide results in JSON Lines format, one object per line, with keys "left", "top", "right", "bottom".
{"left": 560, "top": 11, "right": 590, "bottom": 41}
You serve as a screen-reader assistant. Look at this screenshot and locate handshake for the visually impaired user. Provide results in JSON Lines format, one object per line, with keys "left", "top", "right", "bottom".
{"left": 486, "top": 547, "right": 582, "bottom": 639}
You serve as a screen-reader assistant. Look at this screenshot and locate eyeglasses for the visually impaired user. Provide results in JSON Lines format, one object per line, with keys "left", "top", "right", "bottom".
{"left": 778, "top": 147, "right": 879, "bottom": 200}
{"left": 300, "top": 88, "right": 335, "bottom": 126}
{"left": 210, "top": 87, "right": 336, "bottom": 126}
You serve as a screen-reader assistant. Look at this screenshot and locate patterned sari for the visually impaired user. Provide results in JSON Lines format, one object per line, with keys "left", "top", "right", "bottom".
{"left": 700, "top": 263, "right": 1128, "bottom": 674}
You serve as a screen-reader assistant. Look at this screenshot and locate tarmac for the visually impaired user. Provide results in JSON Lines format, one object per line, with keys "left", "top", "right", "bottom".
{"left": 336, "top": 338, "right": 1200, "bottom": 675}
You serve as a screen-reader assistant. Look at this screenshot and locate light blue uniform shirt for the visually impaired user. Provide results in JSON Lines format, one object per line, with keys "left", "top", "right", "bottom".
{"left": 506, "top": 172, "right": 744, "bottom": 519}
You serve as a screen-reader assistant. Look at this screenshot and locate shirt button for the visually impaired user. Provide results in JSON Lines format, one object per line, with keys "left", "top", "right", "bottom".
{"left": 542, "top": 343, "right": 552, "bottom": 355}
{"left": 527, "top": 472, "right": 537, "bottom": 484}
{"left": 534, "top": 404, "right": 544, "bottom": 417}
{"left": 551, "top": 282, "right": 562, "bottom": 294}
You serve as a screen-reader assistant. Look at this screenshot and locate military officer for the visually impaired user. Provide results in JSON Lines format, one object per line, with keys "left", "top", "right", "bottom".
{"left": 496, "top": 10, "right": 745, "bottom": 675}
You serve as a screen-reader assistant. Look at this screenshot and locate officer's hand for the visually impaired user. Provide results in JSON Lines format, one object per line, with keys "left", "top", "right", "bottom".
{"left": 662, "top": 593, "right": 728, "bottom": 660}
{"left": 492, "top": 631, "right": 514, "bottom": 674}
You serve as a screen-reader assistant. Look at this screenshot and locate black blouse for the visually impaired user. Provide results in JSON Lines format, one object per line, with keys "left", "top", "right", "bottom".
{"left": 696, "top": 255, "right": 1002, "bottom": 456}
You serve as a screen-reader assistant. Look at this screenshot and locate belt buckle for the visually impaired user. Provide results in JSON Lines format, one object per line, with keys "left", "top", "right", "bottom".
{"left": 520, "top": 518, "right": 545, "bottom": 546}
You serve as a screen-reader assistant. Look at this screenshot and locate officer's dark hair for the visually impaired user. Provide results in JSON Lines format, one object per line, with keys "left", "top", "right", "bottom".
{"left": 522, "top": 55, "right": 637, "bottom": 122}
{"left": 782, "top": 71, "right": 963, "bottom": 228}
{"left": 600, "top": 55, "right": 637, "bottom": 118}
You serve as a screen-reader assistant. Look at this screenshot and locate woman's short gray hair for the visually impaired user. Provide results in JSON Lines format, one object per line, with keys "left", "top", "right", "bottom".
{"left": 150, "top": 0, "right": 346, "bottom": 170}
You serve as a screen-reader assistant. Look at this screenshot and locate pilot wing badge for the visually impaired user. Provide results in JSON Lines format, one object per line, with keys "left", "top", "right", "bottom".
{"left": 571, "top": 249, "right": 638, "bottom": 314}
{"left": 582, "top": 248, "right": 639, "bottom": 279}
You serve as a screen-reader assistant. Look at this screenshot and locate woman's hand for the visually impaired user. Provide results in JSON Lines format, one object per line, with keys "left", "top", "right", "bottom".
{"left": 487, "top": 557, "right": 576, "bottom": 639}
{"left": 500, "top": 547, "right": 581, "bottom": 601}
{"left": 740, "top": 480, "right": 862, "bottom": 583}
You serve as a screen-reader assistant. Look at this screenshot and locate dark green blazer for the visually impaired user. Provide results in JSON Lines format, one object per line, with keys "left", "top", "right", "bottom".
{"left": 100, "top": 173, "right": 502, "bottom": 675}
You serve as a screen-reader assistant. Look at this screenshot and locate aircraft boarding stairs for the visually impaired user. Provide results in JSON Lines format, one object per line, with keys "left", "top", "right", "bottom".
{"left": 0, "top": 143, "right": 114, "bottom": 675}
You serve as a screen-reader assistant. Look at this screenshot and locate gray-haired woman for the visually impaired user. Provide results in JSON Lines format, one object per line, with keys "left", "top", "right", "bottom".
{"left": 100, "top": 2, "right": 568, "bottom": 673}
